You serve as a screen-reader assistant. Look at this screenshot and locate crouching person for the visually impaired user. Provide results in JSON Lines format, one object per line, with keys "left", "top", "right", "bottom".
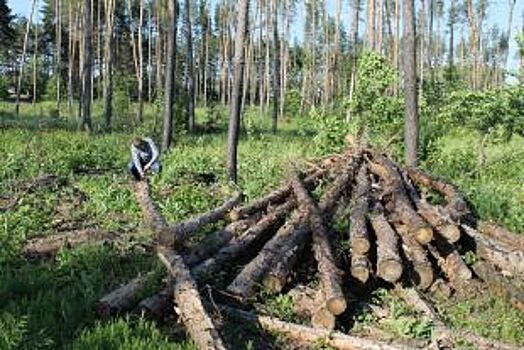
{"left": 128, "top": 137, "right": 161, "bottom": 181}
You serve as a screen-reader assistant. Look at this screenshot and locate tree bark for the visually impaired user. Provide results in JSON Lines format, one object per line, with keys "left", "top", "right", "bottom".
{"left": 290, "top": 169, "right": 346, "bottom": 316}
{"left": 289, "top": 285, "right": 336, "bottom": 330}
{"left": 349, "top": 164, "right": 371, "bottom": 255}
{"left": 226, "top": 0, "right": 250, "bottom": 183}
{"left": 351, "top": 254, "right": 371, "bottom": 283}
{"left": 103, "top": 0, "right": 115, "bottom": 129}
{"left": 184, "top": 0, "right": 195, "bottom": 132}
{"left": 402, "top": 0, "right": 419, "bottom": 166}
{"left": 81, "top": 0, "right": 93, "bottom": 132}
{"left": 162, "top": 0, "right": 177, "bottom": 151}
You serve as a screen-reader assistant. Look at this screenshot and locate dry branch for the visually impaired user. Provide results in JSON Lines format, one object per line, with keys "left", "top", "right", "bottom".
{"left": 367, "top": 155, "right": 433, "bottom": 244}
{"left": 192, "top": 200, "right": 295, "bottom": 279}
{"left": 23, "top": 228, "right": 116, "bottom": 260}
{"left": 220, "top": 305, "right": 407, "bottom": 350}
{"left": 158, "top": 247, "right": 227, "bottom": 350}
{"left": 290, "top": 168, "right": 346, "bottom": 316}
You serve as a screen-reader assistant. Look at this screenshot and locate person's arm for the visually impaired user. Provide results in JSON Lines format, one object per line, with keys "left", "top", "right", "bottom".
{"left": 131, "top": 144, "right": 145, "bottom": 178}
{"left": 143, "top": 137, "right": 160, "bottom": 171}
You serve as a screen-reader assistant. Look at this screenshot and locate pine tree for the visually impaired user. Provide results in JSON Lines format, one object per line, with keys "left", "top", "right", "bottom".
{"left": 0, "top": 0, "right": 15, "bottom": 54}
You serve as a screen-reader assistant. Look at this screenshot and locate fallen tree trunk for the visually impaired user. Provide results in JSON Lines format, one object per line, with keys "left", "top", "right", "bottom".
{"left": 23, "top": 228, "right": 116, "bottom": 260}
{"left": 477, "top": 221, "right": 524, "bottom": 251}
{"left": 427, "top": 240, "right": 472, "bottom": 284}
{"left": 192, "top": 200, "right": 295, "bottom": 279}
{"left": 367, "top": 155, "right": 433, "bottom": 244}
{"left": 370, "top": 205, "right": 403, "bottom": 283}
{"left": 170, "top": 191, "right": 243, "bottom": 244}
{"left": 96, "top": 272, "right": 155, "bottom": 319}
{"left": 158, "top": 247, "right": 227, "bottom": 350}
{"left": 290, "top": 168, "right": 346, "bottom": 316}
{"left": 134, "top": 181, "right": 172, "bottom": 245}
{"left": 394, "top": 224, "right": 433, "bottom": 290}
{"left": 183, "top": 216, "right": 258, "bottom": 266}
{"left": 349, "top": 165, "right": 371, "bottom": 255}
{"left": 405, "top": 167, "right": 469, "bottom": 219}
{"left": 471, "top": 260, "right": 524, "bottom": 313}
{"left": 228, "top": 169, "right": 325, "bottom": 221}
{"left": 220, "top": 304, "right": 408, "bottom": 350}
{"left": 227, "top": 211, "right": 305, "bottom": 300}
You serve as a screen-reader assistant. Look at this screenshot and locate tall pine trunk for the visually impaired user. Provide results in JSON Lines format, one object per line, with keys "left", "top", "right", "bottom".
{"left": 184, "top": 0, "right": 195, "bottom": 132}
{"left": 162, "top": 0, "right": 177, "bottom": 151}
{"left": 271, "top": 0, "right": 280, "bottom": 134}
{"left": 81, "top": 0, "right": 93, "bottom": 132}
{"left": 226, "top": 0, "right": 250, "bottom": 183}
{"left": 403, "top": 0, "right": 418, "bottom": 166}
{"left": 15, "top": 0, "right": 36, "bottom": 116}
{"left": 103, "top": 0, "right": 115, "bottom": 129}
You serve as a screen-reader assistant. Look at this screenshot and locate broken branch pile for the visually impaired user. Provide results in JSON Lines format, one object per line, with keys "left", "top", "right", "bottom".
{"left": 89, "top": 143, "right": 523, "bottom": 349}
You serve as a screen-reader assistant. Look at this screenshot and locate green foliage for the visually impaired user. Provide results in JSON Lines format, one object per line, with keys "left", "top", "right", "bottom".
{"left": 308, "top": 107, "right": 354, "bottom": 156}
{"left": 0, "top": 76, "right": 9, "bottom": 99}
{"left": 284, "top": 89, "right": 301, "bottom": 117}
{"left": 71, "top": 317, "right": 195, "bottom": 350}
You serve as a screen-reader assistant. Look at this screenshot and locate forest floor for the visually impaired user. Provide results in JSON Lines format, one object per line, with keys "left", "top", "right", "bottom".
{"left": 1, "top": 103, "right": 523, "bottom": 349}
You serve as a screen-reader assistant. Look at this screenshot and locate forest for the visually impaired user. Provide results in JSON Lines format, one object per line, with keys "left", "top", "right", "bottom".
{"left": 0, "top": 0, "right": 523, "bottom": 348}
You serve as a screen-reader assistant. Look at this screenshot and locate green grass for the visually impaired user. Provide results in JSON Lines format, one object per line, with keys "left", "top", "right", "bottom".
{"left": 1, "top": 102, "right": 523, "bottom": 348}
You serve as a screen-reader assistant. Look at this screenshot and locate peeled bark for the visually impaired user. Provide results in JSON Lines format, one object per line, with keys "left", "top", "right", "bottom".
{"left": 158, "top": 248, "right": 227, "bottom": 350}
{"left": 370, "top": 205, "right": 403, "bottom": 283}
{"left": 228, "top": 169, "right": 325, "bottom": 221}
{"left": 192, "top": 200, "right": 295, "bottom": 279}
{"left": 350, "top": 254, "right": 371, "bottom": 283}
{"left": 290, "top": 169, "right": 346, "bottom": 316}
{"left": 427, "top": 240, "right": 472, "bottom": 283}
{"left": 368, "top": 155, "right": 433, "bottom": 244}
{"left": 221, "top": 305, "right": 407, "bottom": 350}
{"left": 349, "top": 165, "right": 371, "bottom": 255}
{"left": 227, "top": 211, "right": 305, "bottom": 300}
{"left": 394, "top": 224, "right": 433, "bottom": 290}
{"left": 96, "top": 272, "right": 154, "bottom": 318}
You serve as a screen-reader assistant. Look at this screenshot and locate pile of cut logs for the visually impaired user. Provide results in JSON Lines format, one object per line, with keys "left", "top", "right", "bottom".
{"left": 94, "top": 141, "right": 524, "bottom": 350}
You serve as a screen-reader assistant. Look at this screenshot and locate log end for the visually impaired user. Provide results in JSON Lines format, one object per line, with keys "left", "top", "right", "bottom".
{"left": 352, "top": 238, "right": 371, "bottom": 255}
{"left": 327, "top": 296, "right": 347, "bottom": 316}
{"left": 378, "top": 261, "right": 403, "bottom": 283}
{"left": 227, "top": 210, "right": 241, "bottom": 222}
{"left": 263, "top": 275, "right": 285, "bottom": 294}
{"left": 439, "top": 224, "right": 461, "bottom": 244}
{"left": 311, "top": 307, "right": 336, "bottom": 330}
{"left": 351, "top": 265, "right": 370, "bottom": 284}
{"left": 413, "top": 266, "right": 434, "bottom": 291}
{"left": 415, "top": 226, "right": 434, "bottom": 245}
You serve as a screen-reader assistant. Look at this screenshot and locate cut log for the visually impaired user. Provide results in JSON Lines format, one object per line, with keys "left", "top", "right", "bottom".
{"left": 367, "top": 155, "right": 433, "bottom": 244}
{"left": 477, "top": 221, "right": 524, "bottom": 251}
{"left": 290, "top": 168, "right": 346, "bottom": 316}
{"left": 405, "top": 167, "right": 469, "bottom": 218}
{"left": 23, "top": 228, "right": 116, "bottom": 260}
{"left": 349, "top": 164, "right": 371, "bottom": 255}
{"left": 183, "top": 216, "right": 259, "bottom": 266}
{"left": 471, "top": 261, "right": 524, "bottom": 313}
{"left": 158, "top": 247, "right": 227, "bottom": 350}
{"left": 227, "top": 211, "right": 305, "bottom": 300}
{"left": 288, "top": 285, "right": 336, "bottom": 330}
{"left": 133, "top": 287, "right": 171, "bottom": 321}
{"left": 220, "top": 304, "right": 408, "bottom": 350}
{"left": 429, "top": 278, "right": 452, "bottom": 300}
{"left": 192, "top": 200, "right": 295, "bottom": 279}
{"left": 96, "top": 272, "right": 154, "bottom": 319}
{"left": 370, "top": 205, "right": 403, "bottom": 283}
{"left": 228, "top": 169, "right": 325, "bottom": 221}
{"left": 427, "top": 239, "right": 472, "bottom": 283}
{"left": 394, "top": 224, "right": 433, "bottom": 290}
{"left": 170, "top": 191, "right": 243, "bottom": 243}
{"left": 461, "top": 224, "right": 524, "bottom": 278}
{"left": 350, "top": 254, "right": 370, "bottom": 283}
{"left": 263, "top": 155, "right": 362, "bottom": 294}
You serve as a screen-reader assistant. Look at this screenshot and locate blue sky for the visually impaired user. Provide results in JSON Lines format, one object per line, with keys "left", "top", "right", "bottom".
{"left": 8, "top": 0, "right": 523, "bottom": 74}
